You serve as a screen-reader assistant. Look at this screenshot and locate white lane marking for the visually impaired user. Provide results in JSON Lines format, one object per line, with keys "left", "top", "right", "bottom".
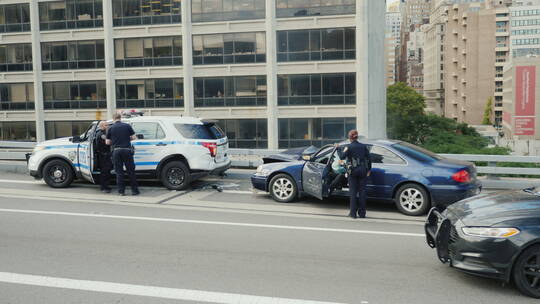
{"left": 0, "top": 208, "right": 424, "bottom": 237}
{"left": 0, "top": 179, "right": 40, "bottom": 184}
{"left": 0, "top": 272, "right": 345, "bottom": 304}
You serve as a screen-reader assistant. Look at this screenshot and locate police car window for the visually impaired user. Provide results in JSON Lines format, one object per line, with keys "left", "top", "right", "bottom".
{"left": 175, "top": 124, "right": 223, "bottom": 139}
{"left": 81, "top": 122, "right": 97, "bottom": 140}
{"left": 313, "top": 146, "right": 334, "bottom": 164}
{"left": 369, "top": 146, "right": 406, "bottom": 165}
{"left": 132, "top": 122, "right": 165, "bottom": 140}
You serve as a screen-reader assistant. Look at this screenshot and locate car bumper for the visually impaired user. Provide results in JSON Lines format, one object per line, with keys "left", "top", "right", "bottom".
{"left": 425, "top": 208, "right": 517, "bottom": 281}
{"left": 251, "top": 175, "right": 268, "bottom": 192}
{"left": 209, "top": 160, "right": 231, "bottom": 176}
{"left": 430, "top": 180, "right": 482, "bottom": 208}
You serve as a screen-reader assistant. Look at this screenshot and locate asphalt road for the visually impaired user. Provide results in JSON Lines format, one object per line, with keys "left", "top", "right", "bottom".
{"left": 0, "top": 173, "right": 532, "bottom": 304}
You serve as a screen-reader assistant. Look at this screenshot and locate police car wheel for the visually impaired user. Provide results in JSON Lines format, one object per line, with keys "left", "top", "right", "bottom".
{"left": 269, "top": 174, "right": 297, "bottom": 203}
{"left": 161, "top": 161, "right": 190, "bottom": 191}
{"left": 394, "top": 183, "right": 430, "bottom": 216}
{"left": 42, "top": 159, "right": 74, "bottom": 188}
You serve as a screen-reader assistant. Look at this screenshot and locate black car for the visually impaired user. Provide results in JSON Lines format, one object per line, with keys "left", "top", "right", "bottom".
{"left": 425, "top": 187, "right": 540, "bottom": 298}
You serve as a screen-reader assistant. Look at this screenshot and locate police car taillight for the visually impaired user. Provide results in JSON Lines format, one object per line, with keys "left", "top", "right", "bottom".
{"left": 202, "top": 142, "right": 217, "bottom": 157}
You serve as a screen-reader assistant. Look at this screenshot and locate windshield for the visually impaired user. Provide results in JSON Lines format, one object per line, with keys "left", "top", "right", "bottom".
{"left": 175, "top": 123, "right": 225, "bottom": 140}
{"left": 392, "top": 142, "right": 442, "bottom": 162}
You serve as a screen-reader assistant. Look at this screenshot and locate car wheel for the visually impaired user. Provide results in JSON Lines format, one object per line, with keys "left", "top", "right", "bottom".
{"left": 513, "top": 244, "right": 540, "bottom": 298}
{"left": 269, "top": 174, "right": 297, "bottom": 203}
{"left": 394, "top": 183, "right": 431, "bottom": 216}
{"left": 161, "top": 161, "right": 191, "bottom": 191}
{"left": 42, "top": 159, "right": 74, "bottom": 188}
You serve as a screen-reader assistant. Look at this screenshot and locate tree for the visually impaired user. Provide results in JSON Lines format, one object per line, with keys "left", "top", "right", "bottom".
{"left": 482, "top": 97, "right": 493, "bottom": 125}
{"left": 386, "top": 82, "right": 426, "bottom": 142}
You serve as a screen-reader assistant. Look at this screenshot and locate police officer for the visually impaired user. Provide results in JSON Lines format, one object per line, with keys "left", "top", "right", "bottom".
{"left": 95, "top": 121, "right": 112, "bottom": 193}
{"left": 340, "top": 130, "right": 371, "bottom": 219}
{"left": 106, "top": 113, "right": 140, "bottom": 196}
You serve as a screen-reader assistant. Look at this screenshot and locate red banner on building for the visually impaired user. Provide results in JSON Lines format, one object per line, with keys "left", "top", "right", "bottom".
{"left": 515, "top": 117, "right": 535, "bottom": 136}
{"left": 503, "top": 111, "right": 512, "bottom": 124}
{"left": 515, "top": 66, "right": 536, "bottom": 116}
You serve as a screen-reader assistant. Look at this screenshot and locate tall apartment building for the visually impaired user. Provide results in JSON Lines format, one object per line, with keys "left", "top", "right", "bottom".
{"left": 386, "top": 3, "right": 402, "bottom": 86}
{"left": 0, "top": 0, "right": 386, "bottom": 149}
{"left": 510, "top": 0, "right": 540, "bottom": 58}
{"left": 443, "top": 0, "right": 511, "bottom": 125}
{"left": 407, "top": 24, "right": 426, "bottom": 92}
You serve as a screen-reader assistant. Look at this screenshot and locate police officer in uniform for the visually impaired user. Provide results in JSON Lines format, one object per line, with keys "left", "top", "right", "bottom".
{"left": 340, "top": 130, "right": 371, "bottom": 218}
{"left": 95, "top": 121, "right": 112, "bottom": 193}
{"left": 106, "top": 113, "right": 140, "bottom": 196}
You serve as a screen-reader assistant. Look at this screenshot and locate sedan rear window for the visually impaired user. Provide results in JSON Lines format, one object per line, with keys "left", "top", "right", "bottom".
{"left": 392, "top": 142, "right": 442, "bottom": 162}
{"left": 175, "top": 123, "right": 225, "bottom": 140}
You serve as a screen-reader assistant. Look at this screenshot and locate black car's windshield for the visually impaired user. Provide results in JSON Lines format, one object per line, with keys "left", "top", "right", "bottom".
{"left": 392, "top": 142, "right": 443, "bottom": 162}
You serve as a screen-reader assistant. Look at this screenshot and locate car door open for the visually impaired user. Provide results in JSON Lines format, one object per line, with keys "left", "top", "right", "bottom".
{"left": 301, "top": 145, "right": 335, "bottom": 200}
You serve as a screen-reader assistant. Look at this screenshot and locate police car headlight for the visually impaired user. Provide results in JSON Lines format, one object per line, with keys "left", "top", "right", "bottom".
{"left": 33, "top": 146, "right": 46, "bottom": 153}
{"left": 256, "top": 165, "right": 271, "bottom": 176}
{"left": 461, "top": 227, "right": 520, "bottom": 238}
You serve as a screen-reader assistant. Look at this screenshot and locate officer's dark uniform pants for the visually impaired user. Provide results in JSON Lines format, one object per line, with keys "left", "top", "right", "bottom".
{"left": 98, "top": 152, "right": 112, "bottom": 190}
{"left": 112, "top": 148, "right": 139, "bottom": 193}
{"left": 349, "top": 174, "right": 368, "bottom": 217}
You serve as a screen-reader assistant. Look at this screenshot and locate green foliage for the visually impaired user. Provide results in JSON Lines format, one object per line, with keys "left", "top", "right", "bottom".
{"left": 386, "top": 83, "right": 510, "bottom": 155}
{"left": 482, "top": 97, "right": 493, "bottom": 125}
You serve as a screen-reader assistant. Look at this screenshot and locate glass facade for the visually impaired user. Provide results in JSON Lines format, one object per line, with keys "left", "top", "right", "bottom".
{"left": 0, "top": 121, "right": 36, "bottom": 141}
{"left": 116, "top": 78, "right": 184, "bottom": 108}
{"left": 278, "top": 117, "right": 356, "bottom": 148}
{"left": 0, "top": 44, "right": 33, "bottom": 72}
{"left": 0, "top": 83, "right": 34, "bottom": 111}
{"left": 277, "top": 28, "right": 355, "bottom": 62}
{"left": 112, "top": 0, "right": 181, "bottom": 27}
{"left": 276, "top": 0, "right": 355, "bottom": 18}
{"left": 193, "top": 32, "right": 266, "bottom": 65}
{"left": 217, "top": 119, "right": 267, "bottom": 148}
{"left": 45, "top": 120, "right": 93, "bottom": 140}
{"left": 43, "top": 81, "right": 107, "bottom": 109}
{"left": 115, "top": 36, "right": 182, "bottom": 67}
{"left": 39, "top": 0, "right": 103, "bottom": 31}
{"left": 0, "top": 3, "right": 30, "bottom": 33}
{"left": 41, "top": 40, "right": 105, "bottom": 70}
{"left": 194, "top": 76, "right": 266, "bottom": 107}
{"left": 278, "top": 73, "right": 355, "bottom": 106}
{"left": 192, "top": 0, "right": 265, "bottom": 23}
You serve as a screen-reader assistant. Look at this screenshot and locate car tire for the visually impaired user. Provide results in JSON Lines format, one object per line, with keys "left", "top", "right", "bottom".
{"left": 394, "top": 183, "right": 431, "bottom": 216}
{"left": 269, "top": 174, "right": 297, "bottom": 203}
{"left": 513, "top": 244, "right": 540, "bottom": 299}
{"left": 42, "top": 159, "right": 74, "bottom": 188}
{"left": 161, "top": 161, "right": 191, "bottom": 191}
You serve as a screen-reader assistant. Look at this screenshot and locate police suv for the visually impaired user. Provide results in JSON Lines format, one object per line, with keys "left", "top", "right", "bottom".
{"left": 27, "top": 115, "right": 231, "bottom": 190}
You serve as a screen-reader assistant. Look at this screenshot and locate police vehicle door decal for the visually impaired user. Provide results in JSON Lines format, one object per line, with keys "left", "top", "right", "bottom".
{"left": 77, "top": 122, "right": 97, "bottom": 183}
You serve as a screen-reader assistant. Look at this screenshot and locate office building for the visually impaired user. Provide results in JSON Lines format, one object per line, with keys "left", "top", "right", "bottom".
{"left": 0, "top": 0, "right": 386, "bottom": 149}
{"left": 386, "top": 3, "right": 402, "bottom": 86}
{"left": 510, "top": 0, "right": 540, "bottom": 58}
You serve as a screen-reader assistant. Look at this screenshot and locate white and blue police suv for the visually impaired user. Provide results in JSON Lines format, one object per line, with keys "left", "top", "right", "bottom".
{"left": 27, "top": 115, "right": 230, "bottom": 190}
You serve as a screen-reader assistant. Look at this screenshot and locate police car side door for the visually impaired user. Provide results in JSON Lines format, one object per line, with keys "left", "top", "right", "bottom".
{"left": 77, "top": 122, "right": 98, "bottom": 183}
{"left": 130, "top": 121, "right": 168, "bottom": 172}
{"left": 301, "top": 145, "right": 335, "bottom": 200}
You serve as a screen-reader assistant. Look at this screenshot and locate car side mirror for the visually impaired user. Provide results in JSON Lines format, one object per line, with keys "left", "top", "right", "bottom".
{"left": 70, "top": 136, "right": 82, "bottom": 143}
{"left": 302, "top": 154, "right": 311, "bottom": 161}
{"left": 136, "top": 134, "right": 144, "bottom": 140}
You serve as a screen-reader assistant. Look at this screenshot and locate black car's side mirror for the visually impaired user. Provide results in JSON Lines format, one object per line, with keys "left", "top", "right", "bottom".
{"left": 136, "top": 134, "right": 144, "bottom": 140}
{"left": 70, "top": 136, "right": 82, "bottom": 143}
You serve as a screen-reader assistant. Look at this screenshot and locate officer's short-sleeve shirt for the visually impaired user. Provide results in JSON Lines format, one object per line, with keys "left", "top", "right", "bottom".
{"left": 106, "top": 121, "right": 135, "bottom": 148}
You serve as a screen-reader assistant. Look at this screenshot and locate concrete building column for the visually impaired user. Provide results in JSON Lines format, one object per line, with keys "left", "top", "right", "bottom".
{"left": 29, "top": 0, "right": 45, "bottom": 142}
{"left": 181, "top": 0, "right": 194, "bottom": 117}
{"left": 265, "top": 0, "right": 279, "bottom": 150}
{"left": 103, "top": 0, "right": 116, "bottom": 119}
{"left": 356, "top": 0, "right": 387, "bottom": 139}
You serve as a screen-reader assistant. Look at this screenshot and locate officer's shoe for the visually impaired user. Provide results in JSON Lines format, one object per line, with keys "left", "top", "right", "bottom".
{"left": 348, "top": 213, "right": 358, "bottom": 219}
{"left": 101, "top": 188, "right": 111, "bottom": 193}
{"left": 132, "top": 190, "right": 140, "bottom": 196}
{"left": 118, "top": 192, "right": 126, "bottom": 196}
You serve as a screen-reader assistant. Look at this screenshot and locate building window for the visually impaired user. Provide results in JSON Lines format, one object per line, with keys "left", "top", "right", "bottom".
{"left": 192, "top": 0, "right": 265, "bottom": 22}
{"left": 45, "top": 121, "right": 93, "bottom": 140}
{"left": 278, "top": 73, "right": 355, "bottom": 106}
{"left": 43, "top": 81, "right": 106, "bottom": 109}
{"left": 0, "top": 44, "right": 33, "bottom": 72}
{"left": 41, "top": 40, "right": 105, "bottom": 70}
{"left": 278, "top": 117, "right": 356, "bottom": 149}
{"left": 277, "top": 28, "right": 355, "bottom": 62}
{"left": 193, "top": 32, "right": 266, "bottom": 65}
{"left": 39, "top": 0, "right": 104, "bottom": 30}
{"left": 194, "top": 76, "right": 266, "bottom": 107}
{"left": 116, "top": 78, "right": 184, "bottom": 108}
{"left": 0, "top": 121, "right": 36, "bottom": 141}
{"left": 0, "top": 4, "right": 30, "bottom": 33}
{"left": 115, "top": 36, "right": 182, "bottom": 67}
{"left": 276, "top": 0, "right": 355, "bottom": 18}
{"left": 112, "top": 0, "right": 181, "bottom": 27}
{"left": 217, "top": 119, "right": 267, "bottom": 148}
{"left": 0, "top": 83, "right": 34, "bottom": 111}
